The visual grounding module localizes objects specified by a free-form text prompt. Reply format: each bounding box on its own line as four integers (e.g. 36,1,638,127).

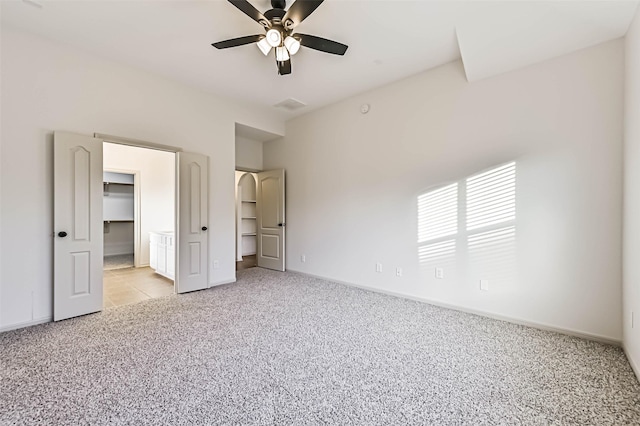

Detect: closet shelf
104,171,134,185
242,200,256,203
104,219,134,222
242,217,256,220
242,233,257,237
104,181,134,186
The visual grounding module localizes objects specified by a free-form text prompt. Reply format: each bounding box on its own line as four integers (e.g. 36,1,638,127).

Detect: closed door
53,132,104,321
176,152,209,293
257,169,285,271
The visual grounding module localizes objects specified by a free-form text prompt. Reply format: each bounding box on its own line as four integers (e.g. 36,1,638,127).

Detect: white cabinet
150,231,174,280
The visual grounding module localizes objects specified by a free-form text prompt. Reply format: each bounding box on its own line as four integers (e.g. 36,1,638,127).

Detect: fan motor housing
264,8,286,23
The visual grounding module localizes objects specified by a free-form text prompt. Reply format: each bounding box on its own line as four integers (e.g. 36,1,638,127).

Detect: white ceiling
2,0,638,120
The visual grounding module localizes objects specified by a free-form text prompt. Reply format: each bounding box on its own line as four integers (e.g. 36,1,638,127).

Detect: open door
53,132,104,321
176,152,209,293
257,169,285,271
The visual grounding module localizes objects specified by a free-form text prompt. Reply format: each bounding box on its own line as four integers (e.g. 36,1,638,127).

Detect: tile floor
236,254,257,271
104,254,134,271
103,267,174,308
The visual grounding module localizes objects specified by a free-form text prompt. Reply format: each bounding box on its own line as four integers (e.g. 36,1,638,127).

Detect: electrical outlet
213,260,219,269
480,279,489,291
396,267,402,277
301,255,306,263
435,268,444,279
376,262,383,273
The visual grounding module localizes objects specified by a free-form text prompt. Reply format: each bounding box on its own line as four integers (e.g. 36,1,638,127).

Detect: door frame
102,167,141,268
98,134,182,288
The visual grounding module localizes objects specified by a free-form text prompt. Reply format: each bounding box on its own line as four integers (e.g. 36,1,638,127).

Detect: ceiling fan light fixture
266,29,282,47
212,0,349,76
257,37,272,56
276,46,290,61
284,36,300,55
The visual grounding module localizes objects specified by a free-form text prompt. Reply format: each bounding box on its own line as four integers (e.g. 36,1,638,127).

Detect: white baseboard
209,278,236,288
289,269,622,347
0,316,52,333
623,346,640,382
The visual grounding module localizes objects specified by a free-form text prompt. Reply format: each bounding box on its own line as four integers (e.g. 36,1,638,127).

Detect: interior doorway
53,131,210,321
236,171,258,270
234,123,286,272
234,168,286,272
103,170,136,270
102,143,175,308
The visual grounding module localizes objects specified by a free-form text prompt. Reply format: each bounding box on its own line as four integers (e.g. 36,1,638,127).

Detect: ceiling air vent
273,98,307,111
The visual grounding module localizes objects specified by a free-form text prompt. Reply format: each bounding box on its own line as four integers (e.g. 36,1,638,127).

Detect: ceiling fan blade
212,34,264,49
282,0,324,29
277,59,292,75
296,33,348,55
228,0,270,27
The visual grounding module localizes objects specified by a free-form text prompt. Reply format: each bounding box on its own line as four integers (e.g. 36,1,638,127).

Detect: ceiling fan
212,0,348,76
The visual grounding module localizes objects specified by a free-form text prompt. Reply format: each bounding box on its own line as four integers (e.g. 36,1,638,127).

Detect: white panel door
54,132,104,321
176,152,209,293
257,169,285,271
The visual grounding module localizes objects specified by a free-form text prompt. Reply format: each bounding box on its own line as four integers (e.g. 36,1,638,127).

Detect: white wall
265,40,624,342
624,6,640,376
0,27,285,330
235,136,263,171
103,143,175,264
103,222,134,257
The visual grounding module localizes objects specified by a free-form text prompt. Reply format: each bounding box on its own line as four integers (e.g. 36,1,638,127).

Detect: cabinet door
166,235,175,278
158,236,167,274
149,234,158,269
167,247,175,278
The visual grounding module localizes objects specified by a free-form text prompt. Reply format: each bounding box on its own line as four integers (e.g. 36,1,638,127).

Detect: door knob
58,231,68,238
202,226,208,231
278,223,285,227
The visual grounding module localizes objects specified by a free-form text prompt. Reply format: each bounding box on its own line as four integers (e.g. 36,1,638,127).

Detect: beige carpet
1,268,639,425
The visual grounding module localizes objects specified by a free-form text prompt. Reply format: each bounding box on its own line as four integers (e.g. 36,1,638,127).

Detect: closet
103,171,135,269
237,172,257,260
234,123,285,271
